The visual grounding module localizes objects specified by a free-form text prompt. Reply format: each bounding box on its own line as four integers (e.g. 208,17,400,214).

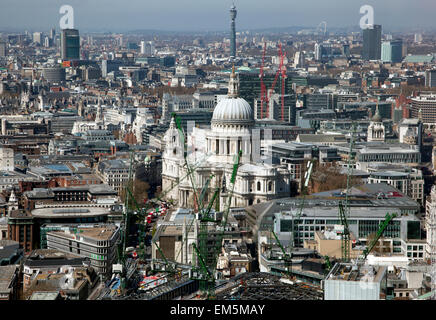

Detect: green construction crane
174,114,201,210
126,187,146,217
271,229,292,276
154,151,213,205
360,212,398,262
192,243,213,279
338,123,356,262
144,115,222,285
345,123,357,217
199,174,214,212
150,114,242,298
115,151,135,291
324,255,332,271
191,243,215,298
293,159,315,247
338,201,351,262
264,159,314,278
153,240,177,273
120,152,135,263
190,149,243,298
172,186,220,266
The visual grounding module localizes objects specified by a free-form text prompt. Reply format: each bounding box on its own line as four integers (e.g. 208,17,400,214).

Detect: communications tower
230,3,237,59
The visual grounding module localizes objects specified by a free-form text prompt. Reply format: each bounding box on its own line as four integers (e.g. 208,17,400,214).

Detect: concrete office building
50,28,56,40
61,29,80,61
324,263,388,300
43,36,50,48
303,93,330,110
254,93,297,124
367,169,424,206
314,43,322,61
41,67,66,83
140,40,154,56
0,147,14,171
410,94,436,126
0,42,6,57
381,40,403,63
354,144,421,171
46,224,120,279
101,60,125,78
97,159,130,194
32,32,42,45
425,70,436,88
362,25,382,60
249,183,421,253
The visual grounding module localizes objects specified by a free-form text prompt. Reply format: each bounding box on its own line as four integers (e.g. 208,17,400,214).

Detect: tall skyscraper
50,28,56,40
362,24,382,60
33,32,42,45
381,39,403,63
293,51,306,68
314,43,322,61
230,3,237,59
425,70,436,88
140,40,154,56
342,44,350,57
61,29,80,61
140,40,146,54
44,36,50,48
0,42,6,57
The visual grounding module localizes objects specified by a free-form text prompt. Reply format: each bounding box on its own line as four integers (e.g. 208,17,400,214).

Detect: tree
310,161,362,193
133,179,150,204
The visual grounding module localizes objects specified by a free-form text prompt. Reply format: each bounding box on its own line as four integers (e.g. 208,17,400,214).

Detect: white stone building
0,147,14,171
71,98,105,135
367,105,385,142
161,67,291,208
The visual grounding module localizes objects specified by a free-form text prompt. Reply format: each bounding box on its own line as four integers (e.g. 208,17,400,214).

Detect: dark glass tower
61,29,80,61
362,24,382,60
230,4,237,59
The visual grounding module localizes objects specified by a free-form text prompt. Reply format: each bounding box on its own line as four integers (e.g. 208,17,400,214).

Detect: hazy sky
1,0,436,32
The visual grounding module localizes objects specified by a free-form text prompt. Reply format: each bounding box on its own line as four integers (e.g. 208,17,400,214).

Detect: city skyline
1,0,436,33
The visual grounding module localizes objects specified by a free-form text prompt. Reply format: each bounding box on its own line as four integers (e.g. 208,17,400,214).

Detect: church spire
96,96,103,122
371,101,382,122
228,64,239,98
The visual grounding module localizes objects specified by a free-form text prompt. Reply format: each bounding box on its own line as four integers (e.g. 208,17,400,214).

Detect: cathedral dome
212,97,253,124
211,65,254,126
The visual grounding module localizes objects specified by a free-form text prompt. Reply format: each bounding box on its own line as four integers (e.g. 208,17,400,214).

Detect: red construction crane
260,42,267,119
265,43,283,119
260,42,286,120
280,44,287,122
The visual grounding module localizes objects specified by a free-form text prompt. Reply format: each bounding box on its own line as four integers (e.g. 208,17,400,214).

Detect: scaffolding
215,272,323,300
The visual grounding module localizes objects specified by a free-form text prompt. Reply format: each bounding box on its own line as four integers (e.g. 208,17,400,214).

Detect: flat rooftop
29,291,60,300
31,206,110,218
0,265,18,294
326,263,386,283
48,225,118,241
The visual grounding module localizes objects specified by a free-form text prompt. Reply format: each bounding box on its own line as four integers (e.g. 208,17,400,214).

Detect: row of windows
407,252,423,258
407,245,424,251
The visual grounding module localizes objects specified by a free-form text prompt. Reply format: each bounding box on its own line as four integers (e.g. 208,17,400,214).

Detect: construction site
90,111,402,301
215,272,323,300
